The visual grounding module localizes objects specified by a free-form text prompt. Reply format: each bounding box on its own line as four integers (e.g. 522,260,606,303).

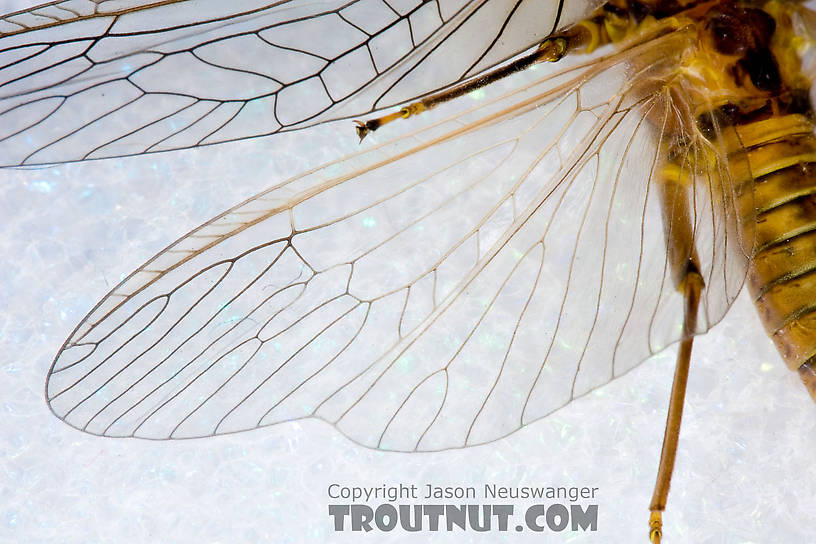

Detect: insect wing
0,0,603,166
46,26,750,449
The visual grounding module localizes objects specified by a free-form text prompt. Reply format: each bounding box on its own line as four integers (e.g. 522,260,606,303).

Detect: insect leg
354,37,568,141
648,166,706,543
648,272,701,543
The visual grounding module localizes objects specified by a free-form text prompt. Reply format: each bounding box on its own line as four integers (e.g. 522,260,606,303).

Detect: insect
2,0,816,541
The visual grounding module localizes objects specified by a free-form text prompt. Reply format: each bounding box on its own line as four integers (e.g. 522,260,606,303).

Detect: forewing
46,27,750,449
0,0,602,166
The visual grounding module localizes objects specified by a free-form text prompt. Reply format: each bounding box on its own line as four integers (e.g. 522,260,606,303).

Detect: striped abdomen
737,113,816,400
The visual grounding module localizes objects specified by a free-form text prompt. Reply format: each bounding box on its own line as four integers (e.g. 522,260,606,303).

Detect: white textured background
2,1,816,543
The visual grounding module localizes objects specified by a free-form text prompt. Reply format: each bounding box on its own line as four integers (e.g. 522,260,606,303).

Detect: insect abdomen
739,114,816,400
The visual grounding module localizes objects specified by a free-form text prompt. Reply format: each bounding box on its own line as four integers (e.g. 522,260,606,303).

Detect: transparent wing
46,25,752,449
0,0,603,166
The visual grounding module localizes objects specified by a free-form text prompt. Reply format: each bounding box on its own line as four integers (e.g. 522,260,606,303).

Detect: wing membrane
46,27,751,449
0,0,603,166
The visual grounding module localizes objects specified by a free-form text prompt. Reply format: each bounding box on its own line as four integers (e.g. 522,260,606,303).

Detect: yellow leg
354,38,567,140
647,269,702,542
649,157,705,542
